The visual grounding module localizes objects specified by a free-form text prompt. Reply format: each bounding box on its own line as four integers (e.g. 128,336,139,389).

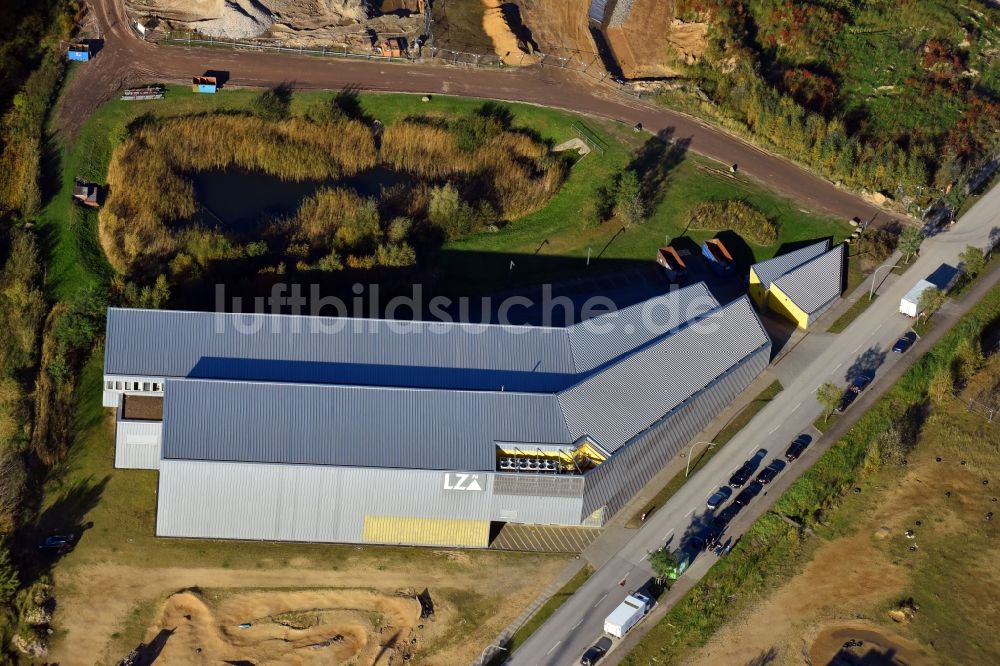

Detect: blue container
67,49,90,62
195,83,217,94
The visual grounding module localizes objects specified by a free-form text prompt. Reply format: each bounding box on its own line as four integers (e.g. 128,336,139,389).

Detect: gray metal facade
108,283,773,547
750,239,830,289
580,344,771,518
114,420,162,469
156,461,585,544
772,243,846,320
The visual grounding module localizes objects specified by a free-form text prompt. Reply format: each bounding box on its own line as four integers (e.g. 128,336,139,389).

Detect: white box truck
900,279,936,317
603,591,653,638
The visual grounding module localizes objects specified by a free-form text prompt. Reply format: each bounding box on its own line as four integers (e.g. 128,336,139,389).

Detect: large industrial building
104,282,771,548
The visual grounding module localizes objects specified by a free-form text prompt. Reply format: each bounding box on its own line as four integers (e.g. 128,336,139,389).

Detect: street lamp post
478,645,507,665
869,262,901,301
686,441,716,477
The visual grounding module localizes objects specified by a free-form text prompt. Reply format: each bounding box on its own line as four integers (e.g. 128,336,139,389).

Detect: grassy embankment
625,380,783,528
621,282,1000,664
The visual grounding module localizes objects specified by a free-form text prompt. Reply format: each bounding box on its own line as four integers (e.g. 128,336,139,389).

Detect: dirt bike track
60,0,906,227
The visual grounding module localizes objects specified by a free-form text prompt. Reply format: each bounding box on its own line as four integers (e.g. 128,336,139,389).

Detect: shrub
613,170,646,227
856,228,898,270
250,85,293,121
686,200,778,245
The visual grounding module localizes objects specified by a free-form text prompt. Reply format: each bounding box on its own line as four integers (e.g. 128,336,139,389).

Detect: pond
191,166,411,232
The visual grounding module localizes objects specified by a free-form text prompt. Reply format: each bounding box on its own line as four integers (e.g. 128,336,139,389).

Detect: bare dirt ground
480,0,539,65
516,0,597,60
51,555,565,664
607,0,707,79
810,622,935,665
150,588,420,664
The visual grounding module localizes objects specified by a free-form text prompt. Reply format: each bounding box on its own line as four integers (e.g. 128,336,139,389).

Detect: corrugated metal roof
162,379,571,471
559,297,771,451
772,244,845,314
104,283,717,391
160,296,770,468
751,240,831,289
567,283,716,372
105,308,577,385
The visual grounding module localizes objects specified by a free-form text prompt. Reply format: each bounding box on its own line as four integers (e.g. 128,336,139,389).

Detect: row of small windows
105,380,161,392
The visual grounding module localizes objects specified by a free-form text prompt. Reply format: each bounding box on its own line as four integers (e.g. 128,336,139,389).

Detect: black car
733,481,763,506
581,637,613,666
37,534,74,552
836,374,873,412
785,435,811,461
756,459,785,485
892,332,917,353
729,462,755,488
706,486,733,510
713,503,742,528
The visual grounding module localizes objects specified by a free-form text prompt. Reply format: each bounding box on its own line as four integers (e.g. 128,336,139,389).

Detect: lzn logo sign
443,473,483,491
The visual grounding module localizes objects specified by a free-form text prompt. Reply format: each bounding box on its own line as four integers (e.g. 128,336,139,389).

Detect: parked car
37,534,74,552
892,332,917,353
836,374,873,412
756,459,786,485
713,504,742,529
729,462,755,488
706,486,733,510
581,637,613,665
785,435,811,461
733,481,763,506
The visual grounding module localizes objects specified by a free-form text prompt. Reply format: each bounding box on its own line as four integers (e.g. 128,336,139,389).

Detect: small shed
656,246,687,282
701,238,734,276
72,179,100,208
192,76,217,94
67,44,91,62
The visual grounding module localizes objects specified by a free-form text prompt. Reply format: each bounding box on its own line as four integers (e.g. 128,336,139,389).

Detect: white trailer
603,591,653,638
900,279,936,317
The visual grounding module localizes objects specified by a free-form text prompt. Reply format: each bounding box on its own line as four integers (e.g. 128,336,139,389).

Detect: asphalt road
506,181,1000,666
67,0,902,225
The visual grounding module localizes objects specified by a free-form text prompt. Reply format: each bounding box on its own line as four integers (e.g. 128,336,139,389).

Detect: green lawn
828,293,878,334
43,85,849,299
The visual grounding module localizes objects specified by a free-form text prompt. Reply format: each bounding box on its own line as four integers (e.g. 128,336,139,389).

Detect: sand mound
191,0,273,39
148,587,422,664
481,0,539,65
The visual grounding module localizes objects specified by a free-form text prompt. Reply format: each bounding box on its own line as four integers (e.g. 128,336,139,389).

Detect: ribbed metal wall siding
114,421,162,469
162,379,570,471
772,244,845,314
156,461,498,542
560,297,770,452
567,283,716,372
751,240,830,289
493,474,584,497
490,492,584,525
105,309,577,379
580,344,771,518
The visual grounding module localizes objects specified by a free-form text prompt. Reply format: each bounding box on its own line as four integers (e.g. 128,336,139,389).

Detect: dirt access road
66,0,900,225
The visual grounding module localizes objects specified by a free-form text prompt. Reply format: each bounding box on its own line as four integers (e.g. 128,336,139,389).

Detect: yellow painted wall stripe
362,516,490,548
767,282,810,329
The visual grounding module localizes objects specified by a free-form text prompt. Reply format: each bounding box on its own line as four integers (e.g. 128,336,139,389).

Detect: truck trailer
604,591,653,638
900,279,936,317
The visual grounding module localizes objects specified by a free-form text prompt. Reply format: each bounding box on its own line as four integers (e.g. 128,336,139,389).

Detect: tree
648,546,678,585
614,170,646,227
898,227,923,264
959,245,986,280
917,286,944,321
250,84,293,121
816,382,842,422
0,542,18,605
928,366,953,404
